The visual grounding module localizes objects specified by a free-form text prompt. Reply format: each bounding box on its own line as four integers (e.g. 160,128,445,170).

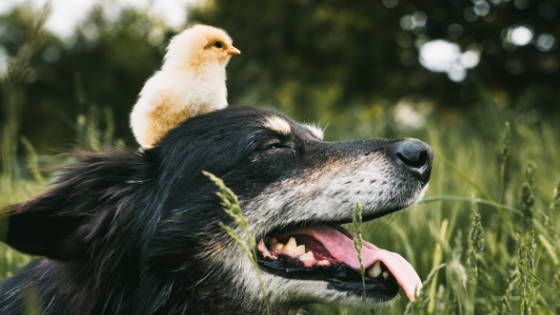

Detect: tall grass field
1,102,559,314
1,3,558,313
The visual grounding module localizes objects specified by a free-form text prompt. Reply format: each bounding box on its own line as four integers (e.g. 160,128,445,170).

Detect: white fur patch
304,123,324,140
416,184,429,201
264,116,291,135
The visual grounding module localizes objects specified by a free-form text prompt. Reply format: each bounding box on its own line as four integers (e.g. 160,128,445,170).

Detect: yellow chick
130,24,241,148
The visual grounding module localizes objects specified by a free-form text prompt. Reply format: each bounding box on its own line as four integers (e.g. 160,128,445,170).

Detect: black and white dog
0,106,432,315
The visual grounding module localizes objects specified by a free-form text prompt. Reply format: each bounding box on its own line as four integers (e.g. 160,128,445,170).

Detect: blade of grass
419,195,522,216
351,202,367,298
204,171,271,315
438,153,492,201
427,220,448,313
20,137,44,184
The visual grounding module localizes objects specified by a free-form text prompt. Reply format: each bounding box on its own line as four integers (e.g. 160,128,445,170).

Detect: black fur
0,106,431,315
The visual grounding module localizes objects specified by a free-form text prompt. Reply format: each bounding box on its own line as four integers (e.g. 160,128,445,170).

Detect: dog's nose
392,139,433,183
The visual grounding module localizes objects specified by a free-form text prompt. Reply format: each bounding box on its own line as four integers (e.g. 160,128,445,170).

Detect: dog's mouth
256,223,422,301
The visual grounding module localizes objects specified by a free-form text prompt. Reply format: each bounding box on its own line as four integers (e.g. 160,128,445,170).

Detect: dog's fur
0,106,430,314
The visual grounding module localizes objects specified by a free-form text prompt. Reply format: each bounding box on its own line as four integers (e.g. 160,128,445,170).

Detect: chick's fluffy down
130,24,238,148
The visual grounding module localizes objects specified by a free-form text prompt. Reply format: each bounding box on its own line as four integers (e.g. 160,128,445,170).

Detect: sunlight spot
460,50,480,69
536,33,555,52
473,0,490,17
0,0,201,38
448,65,467,82
506,25,534,46
394,101,427,129
382,0,399,9
400,11,427,31
419,40,480,82
419,40,460,73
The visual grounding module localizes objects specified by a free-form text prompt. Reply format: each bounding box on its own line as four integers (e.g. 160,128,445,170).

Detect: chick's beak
227,46,241,55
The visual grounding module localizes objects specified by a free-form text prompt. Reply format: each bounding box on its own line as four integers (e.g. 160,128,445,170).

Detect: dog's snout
392,139,433,183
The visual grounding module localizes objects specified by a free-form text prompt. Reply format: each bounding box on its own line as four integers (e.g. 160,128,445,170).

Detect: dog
0,105,432,315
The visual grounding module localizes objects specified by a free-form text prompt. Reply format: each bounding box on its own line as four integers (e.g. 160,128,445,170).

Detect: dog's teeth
284,237,298,255
294,245,306,256
286,245,305,257
282,238,306,257
368,261,382,278
382,271,389,280
270,238,285,251
317,260,331,266
299,251,314,262
286,237,297,249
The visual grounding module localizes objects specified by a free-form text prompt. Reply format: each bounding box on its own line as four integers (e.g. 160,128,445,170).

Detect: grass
1,5,559,312
2,107,559,315
351,202,367,299
204,171,272,315
309,109,560,315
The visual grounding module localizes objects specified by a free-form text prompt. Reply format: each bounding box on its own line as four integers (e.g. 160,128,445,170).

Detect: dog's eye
266,143,282,150
261,140,293,153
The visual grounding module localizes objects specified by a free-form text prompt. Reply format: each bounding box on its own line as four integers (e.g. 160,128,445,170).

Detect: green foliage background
1,1,559,314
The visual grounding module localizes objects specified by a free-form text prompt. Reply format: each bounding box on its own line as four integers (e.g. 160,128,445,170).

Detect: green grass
1,3,558,313
2,106,559,315
204,171,272,315
318,111,560,314
351,202,367,299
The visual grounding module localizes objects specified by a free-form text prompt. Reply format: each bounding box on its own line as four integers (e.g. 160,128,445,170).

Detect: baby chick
130,24,241,148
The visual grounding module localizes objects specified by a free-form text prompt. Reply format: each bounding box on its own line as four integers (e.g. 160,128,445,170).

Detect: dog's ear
2,152,149,260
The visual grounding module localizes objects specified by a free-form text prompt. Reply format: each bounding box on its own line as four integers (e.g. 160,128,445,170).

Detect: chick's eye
213,41,224,48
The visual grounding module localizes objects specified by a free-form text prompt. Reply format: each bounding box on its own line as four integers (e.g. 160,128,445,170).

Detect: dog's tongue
302,226,422,301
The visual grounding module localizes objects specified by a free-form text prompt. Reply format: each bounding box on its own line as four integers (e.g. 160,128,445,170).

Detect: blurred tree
1,5,166,151
0,0,558,154
190,0,559,118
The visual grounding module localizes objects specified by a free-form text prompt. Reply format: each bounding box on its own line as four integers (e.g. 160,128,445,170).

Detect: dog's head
3,106,432,313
